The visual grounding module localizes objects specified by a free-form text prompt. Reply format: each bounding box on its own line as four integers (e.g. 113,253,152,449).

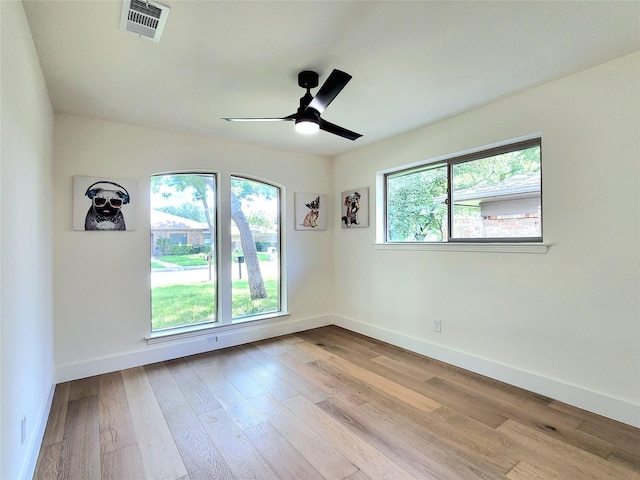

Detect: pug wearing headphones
84,181,130,230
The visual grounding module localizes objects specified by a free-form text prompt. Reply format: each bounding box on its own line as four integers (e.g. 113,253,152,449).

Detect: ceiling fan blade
318,118,362,141
222,114,296,122
307,69,352,114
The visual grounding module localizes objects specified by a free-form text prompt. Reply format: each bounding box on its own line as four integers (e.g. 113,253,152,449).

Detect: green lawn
153,252,270,268
154,254,208,267
151,278,279,331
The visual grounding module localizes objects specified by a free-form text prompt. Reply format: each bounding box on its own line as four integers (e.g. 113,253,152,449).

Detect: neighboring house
150,209,211,255
150,209,278,255
436,173,541,238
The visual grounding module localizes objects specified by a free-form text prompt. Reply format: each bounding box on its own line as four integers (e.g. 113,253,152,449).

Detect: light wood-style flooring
34,326,640,479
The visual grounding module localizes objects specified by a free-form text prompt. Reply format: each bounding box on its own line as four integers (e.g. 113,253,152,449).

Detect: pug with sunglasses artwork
84,181,130,230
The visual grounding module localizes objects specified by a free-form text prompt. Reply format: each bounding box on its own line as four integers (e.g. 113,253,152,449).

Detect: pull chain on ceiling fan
222,69,362,141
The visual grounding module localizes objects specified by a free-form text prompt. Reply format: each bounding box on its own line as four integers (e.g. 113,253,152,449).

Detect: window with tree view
386,138,541,242
150,173,282,333
151,174,217,331
231,176,280,319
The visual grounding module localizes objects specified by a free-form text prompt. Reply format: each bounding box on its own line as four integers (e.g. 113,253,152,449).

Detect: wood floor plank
283,394,421,480
204,347,280,400
298,327,382,360
274,352,367,408
344,471,372,480
497,419,640,480
423,376,509,427
216,346,300,401
101,444,146,480
321,353,441,412
199,407,278,480
33,442,63,480
319,397,507,480
121,367,188,480
248,392,359,480
370,354,435,382
41,382,70,446
98,372,138,454
578,416,640,454
143,361,173,383
69,375,100,401
194,364,266,431
60,396,101,480
150,375,235,479
164,359,222,415
238,343,329,404
506,460,562,480
243,421,326,480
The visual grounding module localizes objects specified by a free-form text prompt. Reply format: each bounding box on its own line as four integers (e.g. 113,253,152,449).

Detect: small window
385,138,541,243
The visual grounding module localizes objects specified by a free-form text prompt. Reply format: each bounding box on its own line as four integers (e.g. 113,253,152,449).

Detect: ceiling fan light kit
295,119,320,135
223,69,362,141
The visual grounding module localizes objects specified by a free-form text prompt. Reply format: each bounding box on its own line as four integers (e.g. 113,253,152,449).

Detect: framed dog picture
294,193,327,231
340,187,369,228
73,176,138,231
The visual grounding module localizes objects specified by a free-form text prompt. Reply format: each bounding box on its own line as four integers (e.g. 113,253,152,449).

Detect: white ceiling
23,0,640,157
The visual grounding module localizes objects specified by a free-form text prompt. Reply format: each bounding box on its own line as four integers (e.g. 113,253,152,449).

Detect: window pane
231,177,280,319
451,145,541,240
150,174,217,331
386,164,448,242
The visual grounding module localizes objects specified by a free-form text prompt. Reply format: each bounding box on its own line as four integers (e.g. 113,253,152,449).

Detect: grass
151,282,216,331
154,252,271,268
151,278,279,331
154,254,208,267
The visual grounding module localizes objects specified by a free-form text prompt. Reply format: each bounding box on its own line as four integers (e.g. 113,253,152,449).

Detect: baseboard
56,314,332,383
20,369,56,480
331,314,640,428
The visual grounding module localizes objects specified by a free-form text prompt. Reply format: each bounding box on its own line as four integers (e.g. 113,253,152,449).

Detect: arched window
149,173,283,334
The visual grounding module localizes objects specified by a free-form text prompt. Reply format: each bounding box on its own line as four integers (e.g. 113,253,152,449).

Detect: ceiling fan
222,69,362,141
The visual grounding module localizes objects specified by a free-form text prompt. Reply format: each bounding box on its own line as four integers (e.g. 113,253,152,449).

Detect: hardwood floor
34,326,640,480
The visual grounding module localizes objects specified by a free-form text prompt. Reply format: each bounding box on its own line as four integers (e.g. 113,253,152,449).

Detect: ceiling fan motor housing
298,71,319,89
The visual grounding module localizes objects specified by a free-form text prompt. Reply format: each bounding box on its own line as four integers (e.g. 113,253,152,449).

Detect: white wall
1,1,55,479
53,115,334,381
332,52,640,427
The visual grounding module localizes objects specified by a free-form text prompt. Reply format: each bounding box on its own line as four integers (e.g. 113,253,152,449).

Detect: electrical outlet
21,415,26,445
433,319,442,333
206,335,218,344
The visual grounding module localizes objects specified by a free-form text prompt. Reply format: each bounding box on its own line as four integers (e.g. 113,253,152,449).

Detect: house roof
454,173,541,203
150,209,208,230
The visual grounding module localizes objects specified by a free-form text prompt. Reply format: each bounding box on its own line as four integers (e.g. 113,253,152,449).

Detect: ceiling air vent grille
120,0,170,42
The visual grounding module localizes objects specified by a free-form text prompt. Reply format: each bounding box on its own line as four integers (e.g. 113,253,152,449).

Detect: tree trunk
231,192,267,299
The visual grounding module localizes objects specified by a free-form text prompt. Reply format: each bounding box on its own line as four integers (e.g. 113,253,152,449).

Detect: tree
230,177,279,299
156,203,206,222
151,174,269,301
231,190,266,299
387,165,448,241
155,237,170,255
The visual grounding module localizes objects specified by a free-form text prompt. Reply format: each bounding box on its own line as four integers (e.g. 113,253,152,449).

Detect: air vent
120,0,170,42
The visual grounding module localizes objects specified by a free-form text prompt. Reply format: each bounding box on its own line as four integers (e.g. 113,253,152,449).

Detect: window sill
146,311,291,344
374,242,549,254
